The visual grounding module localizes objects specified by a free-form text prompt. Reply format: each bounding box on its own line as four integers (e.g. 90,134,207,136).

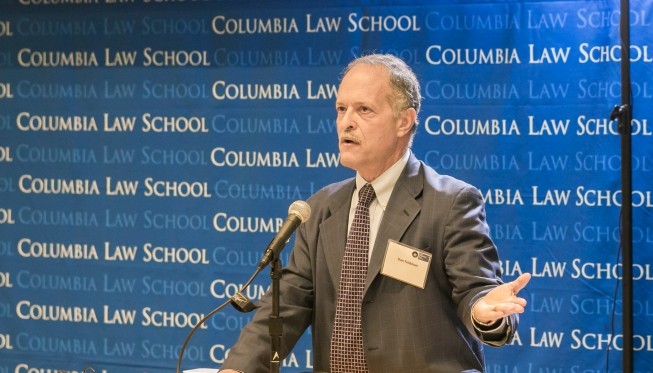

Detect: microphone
257,200,311,270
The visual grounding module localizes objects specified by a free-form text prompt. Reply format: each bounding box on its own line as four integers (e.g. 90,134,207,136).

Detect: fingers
502,274,530,313
475,294,527,324
510,273,532,295
476,274,531,321
494,299,527,315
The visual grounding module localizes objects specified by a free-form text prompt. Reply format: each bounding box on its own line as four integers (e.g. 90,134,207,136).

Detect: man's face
335,64,411,181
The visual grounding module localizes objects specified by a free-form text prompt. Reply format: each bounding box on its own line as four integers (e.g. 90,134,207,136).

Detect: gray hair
341,54,421,134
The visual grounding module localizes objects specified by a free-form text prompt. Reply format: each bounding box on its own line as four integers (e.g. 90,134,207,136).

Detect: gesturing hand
472,273,531,325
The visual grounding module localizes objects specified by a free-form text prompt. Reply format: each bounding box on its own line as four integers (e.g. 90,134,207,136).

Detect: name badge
380,240,431,289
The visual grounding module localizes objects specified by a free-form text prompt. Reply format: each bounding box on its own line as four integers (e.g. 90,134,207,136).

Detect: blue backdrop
1,1,652,372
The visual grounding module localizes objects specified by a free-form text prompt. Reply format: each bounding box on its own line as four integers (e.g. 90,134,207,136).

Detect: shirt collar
355,150,410,211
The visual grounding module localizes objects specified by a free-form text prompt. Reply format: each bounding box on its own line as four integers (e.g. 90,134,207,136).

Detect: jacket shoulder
419,161,481,197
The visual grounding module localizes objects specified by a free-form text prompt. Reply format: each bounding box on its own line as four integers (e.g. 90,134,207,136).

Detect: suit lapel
320,181,355,287
365,156,423,293
319,155,424,292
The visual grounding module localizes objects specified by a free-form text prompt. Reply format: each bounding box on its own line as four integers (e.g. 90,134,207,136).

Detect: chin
338,155,356,170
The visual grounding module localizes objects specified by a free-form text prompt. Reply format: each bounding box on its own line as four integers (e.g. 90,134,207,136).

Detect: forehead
337,64,392,102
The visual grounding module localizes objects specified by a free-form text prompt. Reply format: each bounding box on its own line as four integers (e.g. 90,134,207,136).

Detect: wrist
471,305,496,326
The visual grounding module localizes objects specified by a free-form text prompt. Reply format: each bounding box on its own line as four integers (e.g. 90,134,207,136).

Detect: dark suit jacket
222,154,516,373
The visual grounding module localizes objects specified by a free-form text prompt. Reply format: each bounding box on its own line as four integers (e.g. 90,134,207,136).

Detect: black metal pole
269,258,283,373
616,0,633,372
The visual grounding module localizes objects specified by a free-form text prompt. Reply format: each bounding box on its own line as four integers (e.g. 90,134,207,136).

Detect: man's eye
361,107,371,113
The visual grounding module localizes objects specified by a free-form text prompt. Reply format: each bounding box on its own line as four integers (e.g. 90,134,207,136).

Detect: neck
358,148,408,182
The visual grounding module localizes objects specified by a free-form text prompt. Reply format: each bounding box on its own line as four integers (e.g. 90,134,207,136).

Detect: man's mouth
341,133,360,145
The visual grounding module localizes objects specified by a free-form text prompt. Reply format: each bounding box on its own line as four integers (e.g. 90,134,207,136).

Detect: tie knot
357,183,376,208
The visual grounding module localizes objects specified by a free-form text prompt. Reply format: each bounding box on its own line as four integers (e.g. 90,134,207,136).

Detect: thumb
511,273,531,294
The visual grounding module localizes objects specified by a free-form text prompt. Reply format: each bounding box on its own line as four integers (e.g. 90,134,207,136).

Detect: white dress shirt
348,150,410,261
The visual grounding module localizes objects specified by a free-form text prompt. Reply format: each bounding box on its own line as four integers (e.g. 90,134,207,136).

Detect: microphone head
288,200,311,223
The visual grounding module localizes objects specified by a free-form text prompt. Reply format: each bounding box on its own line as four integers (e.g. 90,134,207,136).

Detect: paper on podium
182,369,219,373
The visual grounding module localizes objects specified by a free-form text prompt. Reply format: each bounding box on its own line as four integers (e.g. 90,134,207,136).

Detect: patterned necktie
330,183,376,373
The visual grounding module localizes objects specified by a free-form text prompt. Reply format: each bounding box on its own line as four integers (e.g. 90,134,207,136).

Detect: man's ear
398,108,417,137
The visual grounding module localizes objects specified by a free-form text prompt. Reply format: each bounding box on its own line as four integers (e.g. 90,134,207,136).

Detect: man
221,54,531,373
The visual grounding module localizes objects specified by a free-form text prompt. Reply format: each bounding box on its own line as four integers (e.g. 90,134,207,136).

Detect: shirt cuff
471,315,506,333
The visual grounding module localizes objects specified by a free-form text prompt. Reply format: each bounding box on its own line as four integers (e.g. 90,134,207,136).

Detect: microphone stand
611,0,633,371
176,201,309,373
269,252,284,373
175,269,261,373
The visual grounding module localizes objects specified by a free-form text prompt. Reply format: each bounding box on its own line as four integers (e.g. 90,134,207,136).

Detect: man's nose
339,109,356,129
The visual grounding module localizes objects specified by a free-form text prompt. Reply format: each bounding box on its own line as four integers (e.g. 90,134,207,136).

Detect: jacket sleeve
442,184,518,346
